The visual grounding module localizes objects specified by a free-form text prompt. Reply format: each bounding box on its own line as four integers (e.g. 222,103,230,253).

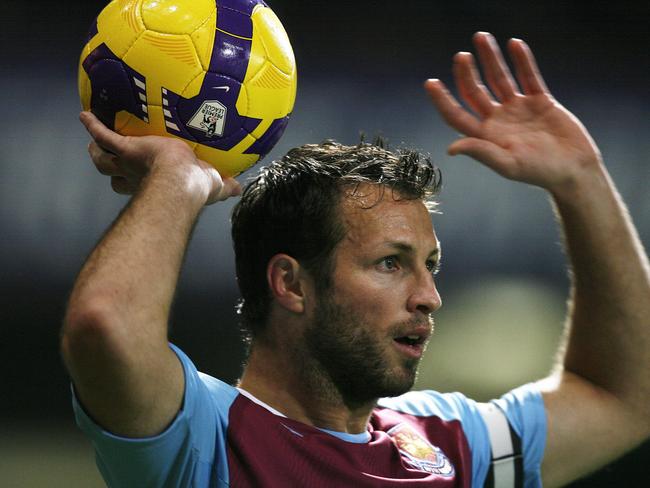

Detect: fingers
448,137,517,177
508,38,549,95
110,176,137,195
88,141,123,176
424,79,482,137
453,52,495,117
428,33,548,128
473,32,520,102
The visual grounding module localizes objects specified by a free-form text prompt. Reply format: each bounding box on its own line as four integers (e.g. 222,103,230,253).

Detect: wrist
145,161,213,209
549,159,609,207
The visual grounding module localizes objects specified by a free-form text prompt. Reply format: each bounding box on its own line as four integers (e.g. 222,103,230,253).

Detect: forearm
66,164,207,341
61,113,236,436
552,162,650,418
61,163,210,435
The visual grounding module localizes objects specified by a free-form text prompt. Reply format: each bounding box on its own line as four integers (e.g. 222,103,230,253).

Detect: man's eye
426,260,441,275
379,256,399,271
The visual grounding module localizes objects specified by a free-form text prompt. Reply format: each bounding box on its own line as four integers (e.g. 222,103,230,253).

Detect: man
61,32,650,487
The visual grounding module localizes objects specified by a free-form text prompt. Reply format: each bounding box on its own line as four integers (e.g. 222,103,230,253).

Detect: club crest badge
387,423,455,477
187,100,227,137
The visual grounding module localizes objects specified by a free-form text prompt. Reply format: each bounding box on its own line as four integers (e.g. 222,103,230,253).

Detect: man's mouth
393,326,430,358
394,335,426,347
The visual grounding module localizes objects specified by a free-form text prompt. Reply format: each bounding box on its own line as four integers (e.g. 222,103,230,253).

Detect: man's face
304,186,442,404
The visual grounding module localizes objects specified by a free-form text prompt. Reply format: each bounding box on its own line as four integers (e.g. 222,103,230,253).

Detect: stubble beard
301,293,430,407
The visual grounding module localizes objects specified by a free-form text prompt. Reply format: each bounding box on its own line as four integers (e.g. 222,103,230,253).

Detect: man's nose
407,271,442,315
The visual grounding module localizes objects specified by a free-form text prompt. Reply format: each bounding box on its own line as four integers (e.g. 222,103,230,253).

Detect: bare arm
540,161,650,485
425,32,650,486
61,112,240,437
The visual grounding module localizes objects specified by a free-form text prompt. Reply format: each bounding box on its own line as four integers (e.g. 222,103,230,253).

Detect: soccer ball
78,0,297,177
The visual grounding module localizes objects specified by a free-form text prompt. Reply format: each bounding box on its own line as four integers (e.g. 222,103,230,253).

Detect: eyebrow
385,241,441,260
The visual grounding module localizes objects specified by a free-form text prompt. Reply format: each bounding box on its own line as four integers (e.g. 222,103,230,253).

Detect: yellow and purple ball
79,0,297,177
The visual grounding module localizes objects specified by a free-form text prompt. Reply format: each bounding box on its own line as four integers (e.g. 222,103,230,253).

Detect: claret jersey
73,345,546,487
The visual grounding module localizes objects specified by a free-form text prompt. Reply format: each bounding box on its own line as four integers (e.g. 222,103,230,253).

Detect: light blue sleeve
72,344,238,488
378,383,546,488
491,383,547,488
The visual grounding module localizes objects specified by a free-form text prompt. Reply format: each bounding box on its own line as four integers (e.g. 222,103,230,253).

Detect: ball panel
123,31,203,103
115,105,164,134
83,28,105,56
84,17,99,44
233,80,250,117
180,71,208,100
216,5,254,39
217,0,267,16
88,59,135,128
79,68,92,112
244,63,294,118
195,141,259,177
140,31,200,68
239,7,296,120
78,43,93,111
141,0,215,35
83,47,149,130
252,7,294,76
243,115,289,158
288,64,297,110
189,9,217,71
115,110,145,134
247,117,272,140
249,63,291,90
97,0,144,58
119,0,143,35
208,25,252,84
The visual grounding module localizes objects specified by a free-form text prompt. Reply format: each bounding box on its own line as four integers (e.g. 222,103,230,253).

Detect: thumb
80,111,125,155
207,174,242,204
222,177,242,197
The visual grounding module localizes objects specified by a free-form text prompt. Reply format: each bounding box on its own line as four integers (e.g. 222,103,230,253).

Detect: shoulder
377,389,479,422
377,384,547,488
74,344,241,441
377,384,545,433
169,343,240,417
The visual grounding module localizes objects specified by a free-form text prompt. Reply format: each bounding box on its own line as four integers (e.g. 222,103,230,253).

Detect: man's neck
238,341,376,434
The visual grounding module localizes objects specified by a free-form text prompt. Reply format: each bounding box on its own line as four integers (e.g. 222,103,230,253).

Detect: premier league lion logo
187,100,227,138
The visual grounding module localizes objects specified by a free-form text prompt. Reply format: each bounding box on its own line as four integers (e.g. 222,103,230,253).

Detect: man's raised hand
80,111,241,205
425,32,602,195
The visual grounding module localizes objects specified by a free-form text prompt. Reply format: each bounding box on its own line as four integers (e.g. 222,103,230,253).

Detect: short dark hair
231,138,441,343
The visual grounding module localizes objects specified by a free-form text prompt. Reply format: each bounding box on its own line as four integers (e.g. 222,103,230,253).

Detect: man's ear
266,254,309,314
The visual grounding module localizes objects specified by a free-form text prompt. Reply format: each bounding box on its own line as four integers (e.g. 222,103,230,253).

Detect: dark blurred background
1,0,648,485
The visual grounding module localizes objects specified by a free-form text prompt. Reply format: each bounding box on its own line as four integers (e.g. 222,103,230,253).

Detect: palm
426,33,600,192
